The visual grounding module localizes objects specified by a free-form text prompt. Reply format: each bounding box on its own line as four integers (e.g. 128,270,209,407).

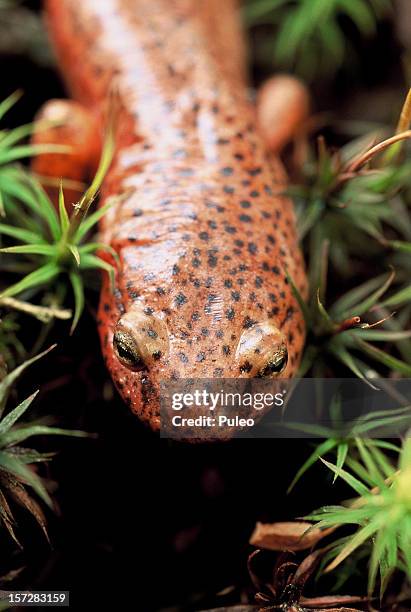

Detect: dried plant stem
395,88,411,135
0,297,71,322
346,130,411,174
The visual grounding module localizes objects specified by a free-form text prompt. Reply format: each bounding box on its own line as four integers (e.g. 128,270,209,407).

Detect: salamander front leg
256,75,310,153
31,99,101,210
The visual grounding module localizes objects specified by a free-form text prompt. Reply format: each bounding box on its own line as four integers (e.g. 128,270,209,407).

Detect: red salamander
37,0,307,431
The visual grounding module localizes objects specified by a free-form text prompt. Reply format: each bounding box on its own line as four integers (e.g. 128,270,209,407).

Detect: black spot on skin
192,258,201,268
179,352,188,364
272,266,280,275
255,276,263,288
225,225,237,234
208,220,217,229
217,137,229,145
214,368,223,376
191,311,200,321
248,167,262,176
156,287,166,295
208,254,218,267
264,184,273,195
103,303,110,313
147,328,158,339
196,352,206,363
269,293,277,303
243,316,257,329
234,239,244,248
234,152,244,161
152,350,162,361
216,330,224,339
223,185,234,194
240,200,251,208
226,308,235,320
199,231,209,241
248,243,257,255
239,214,252,223
250,190,260,198
144,307,154,315
221,167,234,176
285,306,295,321
133,208,143,217
224,279,233,288
222,345,230,356
172,264,180,275
175,293,187,307
201,327,209,336
240,361,253,373
231,291,240,302
267,235,276,244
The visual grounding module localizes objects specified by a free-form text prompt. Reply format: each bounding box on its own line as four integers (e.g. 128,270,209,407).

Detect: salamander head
102,297,293,432
112,306,288,378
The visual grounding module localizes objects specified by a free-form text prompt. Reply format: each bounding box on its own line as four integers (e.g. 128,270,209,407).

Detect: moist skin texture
43,0,307,431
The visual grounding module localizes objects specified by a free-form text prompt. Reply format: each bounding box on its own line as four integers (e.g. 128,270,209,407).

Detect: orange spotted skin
45,0,307,431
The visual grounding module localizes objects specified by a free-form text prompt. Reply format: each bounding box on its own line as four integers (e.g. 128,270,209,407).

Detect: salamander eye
258,346,288,377
113,331,145,371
